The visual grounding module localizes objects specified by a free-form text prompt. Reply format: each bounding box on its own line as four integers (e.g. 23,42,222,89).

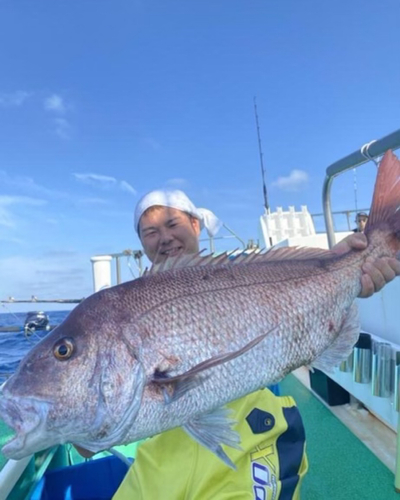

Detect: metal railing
106,249,144,283
311,208,369,233
322,129,400,248
200,223,247,253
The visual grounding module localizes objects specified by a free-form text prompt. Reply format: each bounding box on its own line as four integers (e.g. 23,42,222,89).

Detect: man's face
356,215,368,232
139,206,201,264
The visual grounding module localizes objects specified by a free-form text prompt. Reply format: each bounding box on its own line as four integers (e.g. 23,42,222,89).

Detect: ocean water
0,310,71,384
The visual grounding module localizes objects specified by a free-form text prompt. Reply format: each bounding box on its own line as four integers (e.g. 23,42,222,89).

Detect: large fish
1,151,400,467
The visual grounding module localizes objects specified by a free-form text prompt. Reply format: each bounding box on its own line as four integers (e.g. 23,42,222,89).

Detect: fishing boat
1,129,400,500
23,312,51,336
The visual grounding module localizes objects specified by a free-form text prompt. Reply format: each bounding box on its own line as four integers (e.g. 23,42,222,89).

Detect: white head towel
134,189,222,237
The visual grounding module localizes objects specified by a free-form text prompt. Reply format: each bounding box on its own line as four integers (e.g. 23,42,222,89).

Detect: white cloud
0,235,24,244
73,173,136,195
73,173,117,187
0,206,15,227
44,94,66,113
119,180,137,195
0,91,30,107
54,118,71,140
0,196,47,228
43,94,72,138
0,170,67,199
271,170,309,192
0,253,91,302
0,195,47,207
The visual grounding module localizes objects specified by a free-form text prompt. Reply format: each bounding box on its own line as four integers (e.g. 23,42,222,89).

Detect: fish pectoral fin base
152,326,278,397
183,406,241,470
311,303,360,373
161,377,208,404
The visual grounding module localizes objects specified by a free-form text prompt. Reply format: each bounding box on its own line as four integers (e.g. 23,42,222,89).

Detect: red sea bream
1,150,400,467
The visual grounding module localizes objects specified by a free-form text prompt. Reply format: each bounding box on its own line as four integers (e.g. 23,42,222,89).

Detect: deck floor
0,420,14,472
280,373,398,500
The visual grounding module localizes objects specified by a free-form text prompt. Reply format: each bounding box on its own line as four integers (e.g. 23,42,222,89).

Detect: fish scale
130,267,353,418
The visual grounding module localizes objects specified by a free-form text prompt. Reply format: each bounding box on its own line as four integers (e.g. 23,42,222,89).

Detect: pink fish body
1,151,400,466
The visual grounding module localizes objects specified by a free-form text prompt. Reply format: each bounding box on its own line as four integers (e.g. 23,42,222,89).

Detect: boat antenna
253,97,270,213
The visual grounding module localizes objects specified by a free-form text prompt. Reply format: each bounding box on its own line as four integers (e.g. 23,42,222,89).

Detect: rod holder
339,352,354,372
353,333,372,384
372,342,393,398
394,352,400,412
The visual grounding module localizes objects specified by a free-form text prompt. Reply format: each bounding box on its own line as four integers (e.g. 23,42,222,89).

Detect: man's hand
331,233,400,298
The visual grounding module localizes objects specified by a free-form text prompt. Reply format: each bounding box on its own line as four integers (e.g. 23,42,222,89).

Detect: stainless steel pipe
353,333,372,384
372,342,393,398
394,352,400,411
339,352,354,373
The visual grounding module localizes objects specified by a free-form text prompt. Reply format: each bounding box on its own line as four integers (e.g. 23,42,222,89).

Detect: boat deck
280,374,397,500
0,420,13,472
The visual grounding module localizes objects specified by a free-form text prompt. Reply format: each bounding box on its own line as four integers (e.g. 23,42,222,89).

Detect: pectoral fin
152,326,278,390
160,376,209,404
183,406,241,469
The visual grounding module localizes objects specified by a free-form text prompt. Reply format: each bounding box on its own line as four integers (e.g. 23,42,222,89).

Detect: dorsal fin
259,246,334,262
144,246,336,276
145,251,207,275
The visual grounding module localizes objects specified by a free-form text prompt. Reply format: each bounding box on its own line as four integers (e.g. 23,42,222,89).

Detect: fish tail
365,150,400,248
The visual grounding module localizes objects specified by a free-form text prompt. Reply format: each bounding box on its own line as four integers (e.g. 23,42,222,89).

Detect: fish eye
53,338,75,361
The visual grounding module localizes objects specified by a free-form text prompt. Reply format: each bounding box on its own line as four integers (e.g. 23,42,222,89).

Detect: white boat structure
1,129,400,499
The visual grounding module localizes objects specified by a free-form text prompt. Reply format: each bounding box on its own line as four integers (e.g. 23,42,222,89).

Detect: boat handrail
0,456,32,500
322,129,400,248
311,207,369,233
0,298,83,304
200,223,247,253
92,249,144,284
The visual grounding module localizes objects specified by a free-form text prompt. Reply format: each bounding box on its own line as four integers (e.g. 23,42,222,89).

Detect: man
353,212,369,233
112,189,400,499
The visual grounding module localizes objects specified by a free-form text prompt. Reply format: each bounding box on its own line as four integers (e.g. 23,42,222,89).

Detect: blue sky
1,0,399,312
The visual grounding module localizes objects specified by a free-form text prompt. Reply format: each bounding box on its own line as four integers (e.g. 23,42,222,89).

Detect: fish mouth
0,395,49,460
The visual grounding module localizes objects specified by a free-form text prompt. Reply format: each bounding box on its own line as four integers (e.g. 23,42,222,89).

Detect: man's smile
161,246,183,257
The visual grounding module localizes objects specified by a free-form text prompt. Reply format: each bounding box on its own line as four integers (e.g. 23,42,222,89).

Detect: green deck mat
0,419,14,471
280,374,398,500
67,440,144,465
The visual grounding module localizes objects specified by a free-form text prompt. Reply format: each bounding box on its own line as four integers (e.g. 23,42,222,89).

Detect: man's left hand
331,233,400,298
